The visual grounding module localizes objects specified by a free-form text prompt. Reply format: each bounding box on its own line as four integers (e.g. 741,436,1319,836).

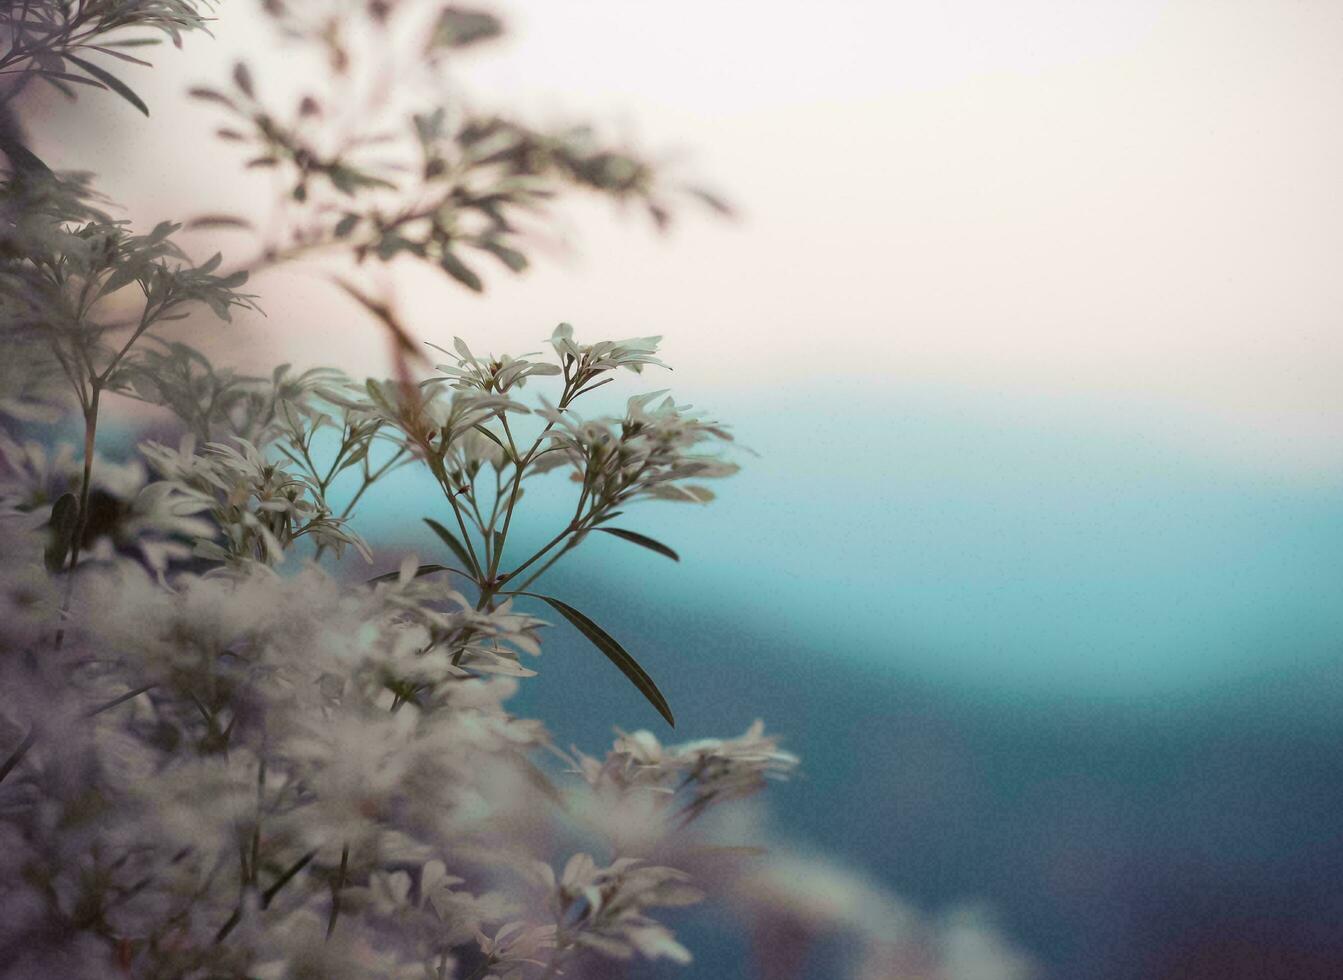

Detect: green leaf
471,423,511,459
188,86,237,108
428,8,504,49
35,70,103,89
84,45,154,68
0,139,51,174
64,54,149,116
233,61,255,99
518,592,674,727
44,492,79,573
187,215,252,230
424,518,477,575
476,239,529,273
366,563,468,584
439,251,483,292
684,184,736,217
101,261,145,295
596,527,679,562
39,75,78,100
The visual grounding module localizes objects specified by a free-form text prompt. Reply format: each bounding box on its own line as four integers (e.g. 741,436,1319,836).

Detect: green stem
460,956,499,980
53,384,101,650
428,457,484,579
0,729,36,787
326,844,348,939
486,393,572,582
511,543,574,596
69,386,100,572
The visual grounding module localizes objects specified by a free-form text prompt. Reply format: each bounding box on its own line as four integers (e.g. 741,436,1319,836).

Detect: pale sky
32,0,1343,478
23,0,1343,694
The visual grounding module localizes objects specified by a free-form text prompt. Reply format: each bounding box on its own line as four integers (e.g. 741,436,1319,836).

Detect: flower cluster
430,338,561,395
570,721,800,827
139,437,370,565
0,2,1034,976
0,314,802,978
549,323,667,389
0,518,799,977
537,391,738,508
530,854,704,968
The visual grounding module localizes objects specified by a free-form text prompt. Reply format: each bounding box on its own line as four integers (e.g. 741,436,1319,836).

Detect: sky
28,0,1343,696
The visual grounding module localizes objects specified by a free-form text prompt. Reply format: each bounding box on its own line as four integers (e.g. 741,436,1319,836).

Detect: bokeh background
26,2,1343,976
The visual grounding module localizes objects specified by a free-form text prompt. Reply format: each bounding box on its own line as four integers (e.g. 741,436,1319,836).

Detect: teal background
333,382,1343,978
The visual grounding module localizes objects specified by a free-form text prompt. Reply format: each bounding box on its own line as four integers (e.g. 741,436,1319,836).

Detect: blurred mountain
508,577,1343,979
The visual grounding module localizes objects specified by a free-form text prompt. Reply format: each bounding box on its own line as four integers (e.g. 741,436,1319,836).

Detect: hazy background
27,2,1343,976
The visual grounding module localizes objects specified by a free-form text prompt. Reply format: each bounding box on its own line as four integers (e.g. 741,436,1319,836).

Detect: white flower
570,720,798,826
474,919,558,968
550,323,666,389
429,336,561,394
539,854,703,967
536,392,736,510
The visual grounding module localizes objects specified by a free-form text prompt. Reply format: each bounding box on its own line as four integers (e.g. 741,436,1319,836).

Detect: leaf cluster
0,0,213,124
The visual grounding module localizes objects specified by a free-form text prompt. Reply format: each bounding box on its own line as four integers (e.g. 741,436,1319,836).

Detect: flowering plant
0,3,1032,978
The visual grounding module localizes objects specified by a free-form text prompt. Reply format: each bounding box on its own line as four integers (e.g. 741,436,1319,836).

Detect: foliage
0,3,1033,978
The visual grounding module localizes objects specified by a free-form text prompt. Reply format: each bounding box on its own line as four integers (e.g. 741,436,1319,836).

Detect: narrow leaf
366,563,468,584
684,184,736,217
476,239,529,272
597,527,679,562
83,45,154,67
518,593,674,727
440,251,483,292
187,215,252,229
0,140,51,174
471,423,510,459
424,518,476,574
64,54,149,115
233,61,255,99
35,70,104,89
188,86,237,108
44,492,78,572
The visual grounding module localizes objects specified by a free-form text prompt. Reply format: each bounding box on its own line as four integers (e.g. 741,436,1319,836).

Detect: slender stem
318,426,350,492
250,760,266,886
338,447,407,520
485,467,504,532
460,956,499,980
98,299,165,385
83,683,156,718
326,844,348,939
428,456,483,578
511,540,577,596
69,386,100,572
501,513,590,590
262,850,316,908
487,392,572,583
498,412,521,460
0,729,36,787
53,384,101,650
